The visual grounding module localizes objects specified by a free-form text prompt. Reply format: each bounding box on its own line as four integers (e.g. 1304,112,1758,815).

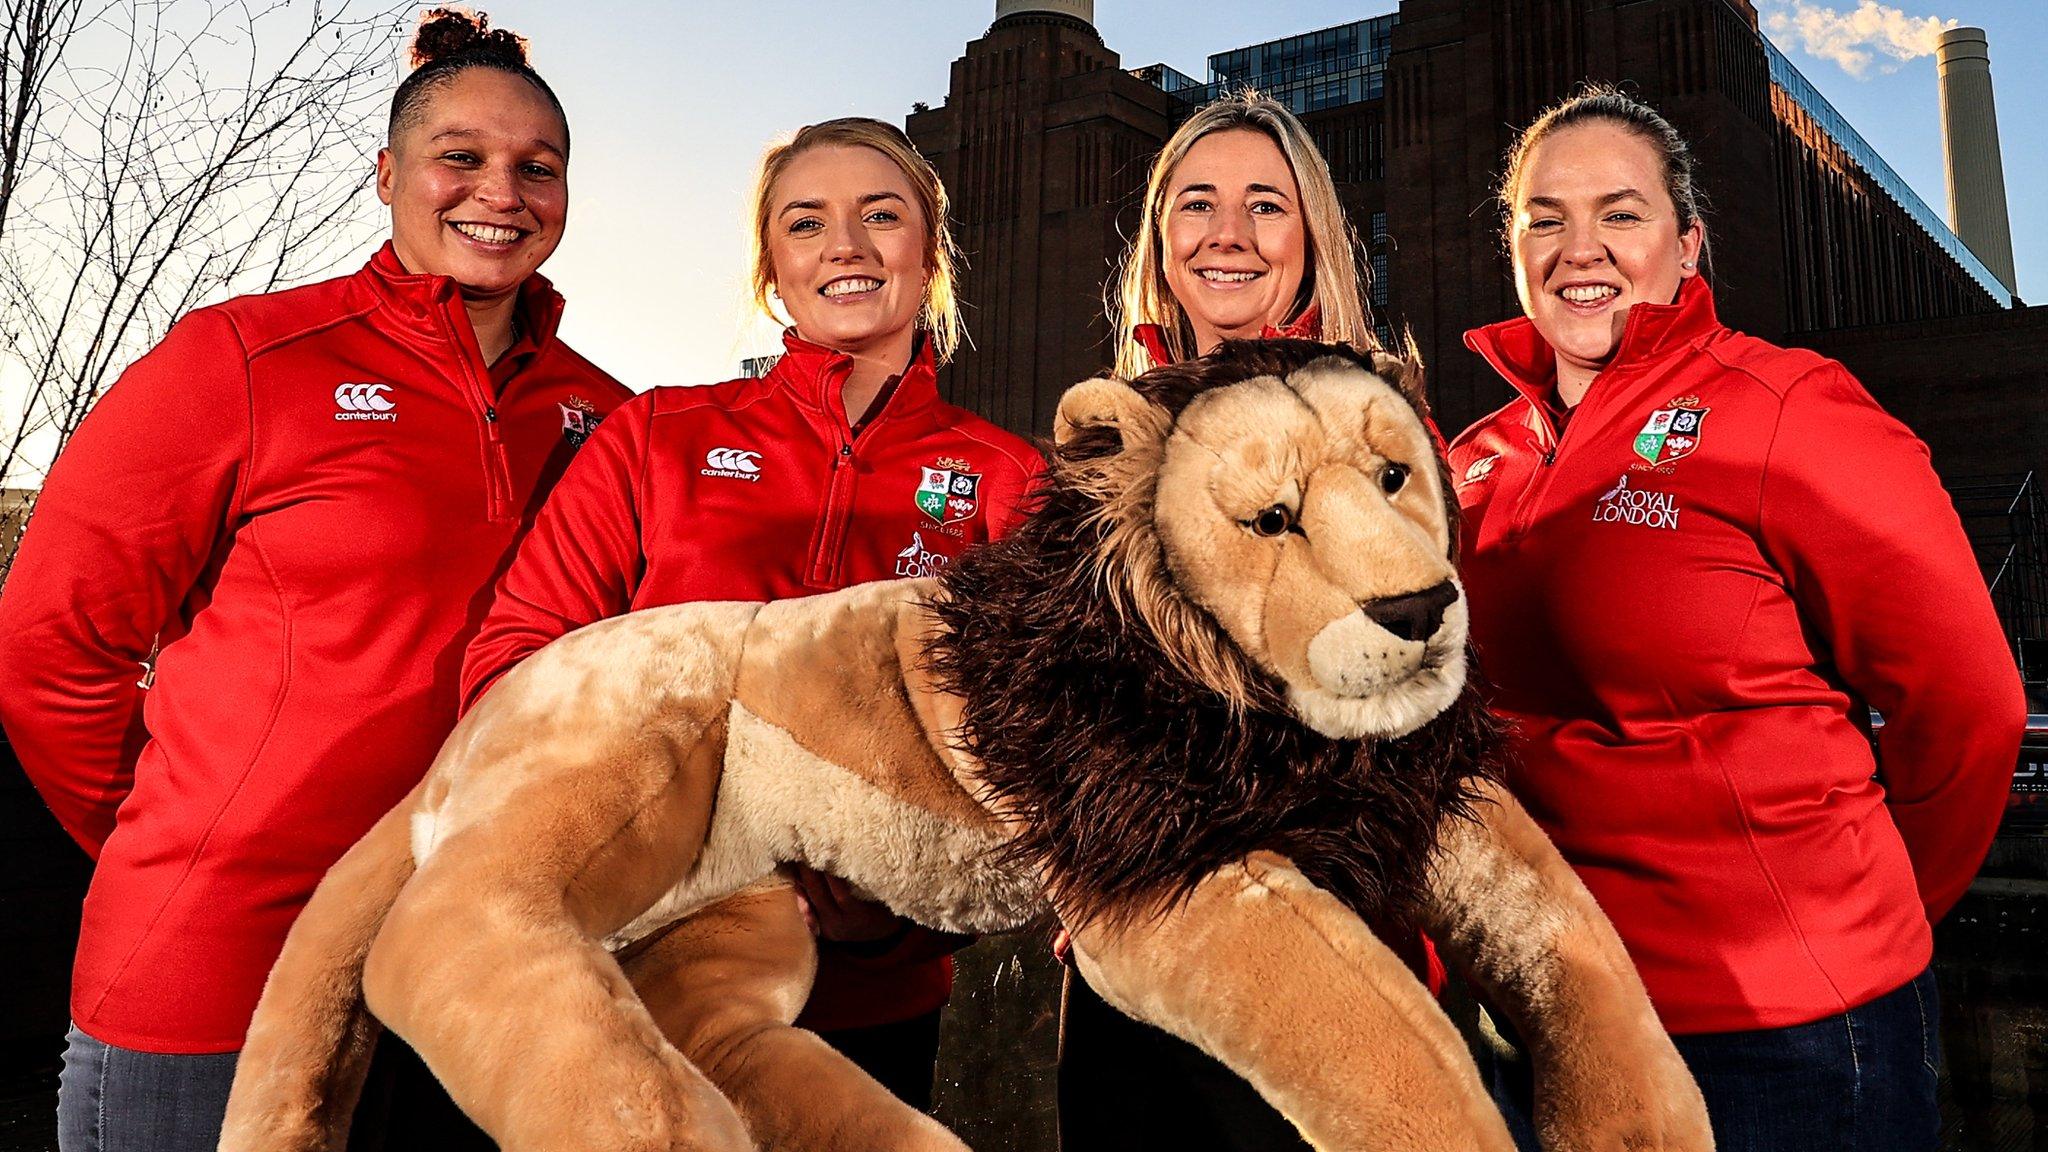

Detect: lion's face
1055,349,1466,740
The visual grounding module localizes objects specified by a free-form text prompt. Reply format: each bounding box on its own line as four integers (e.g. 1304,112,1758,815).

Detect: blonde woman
1066,90,1418,1152
461,117,1041,1138
1107,92,1379,377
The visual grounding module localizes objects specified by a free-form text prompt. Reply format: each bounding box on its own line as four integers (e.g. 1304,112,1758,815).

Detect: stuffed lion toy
221,340,1710,1152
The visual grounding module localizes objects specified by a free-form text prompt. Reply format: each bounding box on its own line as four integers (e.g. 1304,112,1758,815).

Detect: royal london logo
701,447,763,482
334,382,396,422
894,532,952,579
1592,474,1682,530
559,397,603,448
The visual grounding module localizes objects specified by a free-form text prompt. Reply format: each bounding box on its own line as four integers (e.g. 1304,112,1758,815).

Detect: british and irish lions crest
1634,400,1708,467
559,397,603,449
916,464,980,527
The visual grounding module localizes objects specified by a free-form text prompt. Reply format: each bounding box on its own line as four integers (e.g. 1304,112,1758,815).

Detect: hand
791,866,907,943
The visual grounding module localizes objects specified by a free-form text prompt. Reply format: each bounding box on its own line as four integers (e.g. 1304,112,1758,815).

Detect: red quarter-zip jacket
460,329,1043,1031
1449,276,2022,1033
0,244,629,1052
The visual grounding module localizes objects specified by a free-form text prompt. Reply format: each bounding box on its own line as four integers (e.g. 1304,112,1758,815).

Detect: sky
13,0,2044,429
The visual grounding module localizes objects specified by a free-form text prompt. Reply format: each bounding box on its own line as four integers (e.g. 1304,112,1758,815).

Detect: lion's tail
219,787,421,1152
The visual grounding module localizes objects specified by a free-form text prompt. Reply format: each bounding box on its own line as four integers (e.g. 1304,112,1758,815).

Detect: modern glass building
1143,16,1400,115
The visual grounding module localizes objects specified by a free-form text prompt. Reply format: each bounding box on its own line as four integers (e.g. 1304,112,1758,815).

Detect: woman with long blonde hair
1067,90,1408,1152
1107,91,1380,379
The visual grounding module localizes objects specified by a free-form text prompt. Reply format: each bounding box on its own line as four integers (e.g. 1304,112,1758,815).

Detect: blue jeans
57,1025,239,1152
55,1025,496,1151
1485,967,1943,1152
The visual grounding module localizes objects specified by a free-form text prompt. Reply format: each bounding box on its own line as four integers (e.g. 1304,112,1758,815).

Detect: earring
1681,260,1697,270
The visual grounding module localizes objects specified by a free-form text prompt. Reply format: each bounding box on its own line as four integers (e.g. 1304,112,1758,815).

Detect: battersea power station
905,0,2041,481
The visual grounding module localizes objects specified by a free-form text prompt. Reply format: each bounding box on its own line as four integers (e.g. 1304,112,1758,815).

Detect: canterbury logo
334,382,397,422
701,447,763,482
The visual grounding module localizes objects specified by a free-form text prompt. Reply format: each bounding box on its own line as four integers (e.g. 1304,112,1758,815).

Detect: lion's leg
220,785,421,1152
1421,781,1710,1152
625,877,969,1152
1065,852,1512,1152
360,723,752,1152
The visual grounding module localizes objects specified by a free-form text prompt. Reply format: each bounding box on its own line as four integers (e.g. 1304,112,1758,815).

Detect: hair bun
408,7,529,71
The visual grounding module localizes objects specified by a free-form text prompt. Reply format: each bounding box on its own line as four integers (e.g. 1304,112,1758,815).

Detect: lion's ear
1053,376,1168,456
1369,348,1430,417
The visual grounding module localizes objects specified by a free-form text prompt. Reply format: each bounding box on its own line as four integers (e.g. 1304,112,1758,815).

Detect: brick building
905,4,1175,434
910,0,2016,438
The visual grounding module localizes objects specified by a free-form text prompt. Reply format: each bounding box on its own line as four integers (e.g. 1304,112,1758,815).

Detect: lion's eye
1381,463,1409,496
1248,505,1295,538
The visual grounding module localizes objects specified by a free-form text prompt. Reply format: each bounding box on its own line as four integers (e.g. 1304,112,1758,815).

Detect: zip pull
485,406,499,423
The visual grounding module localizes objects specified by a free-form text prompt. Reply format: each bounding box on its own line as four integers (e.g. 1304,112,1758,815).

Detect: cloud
1761,0,1958,77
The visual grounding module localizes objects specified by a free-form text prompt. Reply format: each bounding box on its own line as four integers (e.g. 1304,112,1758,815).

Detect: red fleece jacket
0,244,629,1052
1449,277,2021,1033
460,329,1044,1032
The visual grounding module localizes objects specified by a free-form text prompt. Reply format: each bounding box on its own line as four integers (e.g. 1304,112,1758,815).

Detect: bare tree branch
1,0,407,572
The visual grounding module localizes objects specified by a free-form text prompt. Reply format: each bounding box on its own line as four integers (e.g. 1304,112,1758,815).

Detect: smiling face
1509,121,1703,399
1161,129,1309,355
766,144,928,361
377,68,568,304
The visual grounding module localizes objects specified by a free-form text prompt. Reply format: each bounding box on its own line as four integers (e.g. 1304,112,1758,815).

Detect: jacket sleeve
819,926,974,973
0,311,250,858
1757,362,2024,923
459,394,652,714
984,440,1048,540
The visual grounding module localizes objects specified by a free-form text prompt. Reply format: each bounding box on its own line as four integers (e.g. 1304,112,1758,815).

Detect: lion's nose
1363,581,1458,643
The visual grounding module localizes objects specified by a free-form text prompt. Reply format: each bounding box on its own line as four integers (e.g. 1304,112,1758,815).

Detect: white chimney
1935,27,2018,295
996,0,1094,24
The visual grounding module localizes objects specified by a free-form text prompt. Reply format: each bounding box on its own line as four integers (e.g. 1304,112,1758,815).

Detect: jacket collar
1131,303,1325,370
360,241,566,351
1463,275,1720,411
1131,304,1445,452
770,328,940,427
1261,303,1323,342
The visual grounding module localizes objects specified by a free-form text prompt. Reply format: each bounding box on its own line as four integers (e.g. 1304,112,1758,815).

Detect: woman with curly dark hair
0,10,626,1149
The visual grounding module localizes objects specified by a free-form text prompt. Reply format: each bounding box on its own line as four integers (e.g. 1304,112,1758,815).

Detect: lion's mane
929,340,1508,932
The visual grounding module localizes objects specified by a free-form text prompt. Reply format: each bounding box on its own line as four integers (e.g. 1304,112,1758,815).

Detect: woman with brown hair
0,10,627,1149
1451,86,2020,1151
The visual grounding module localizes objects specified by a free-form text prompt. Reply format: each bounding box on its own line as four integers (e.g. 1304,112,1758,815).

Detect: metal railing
1949,472,2048,688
